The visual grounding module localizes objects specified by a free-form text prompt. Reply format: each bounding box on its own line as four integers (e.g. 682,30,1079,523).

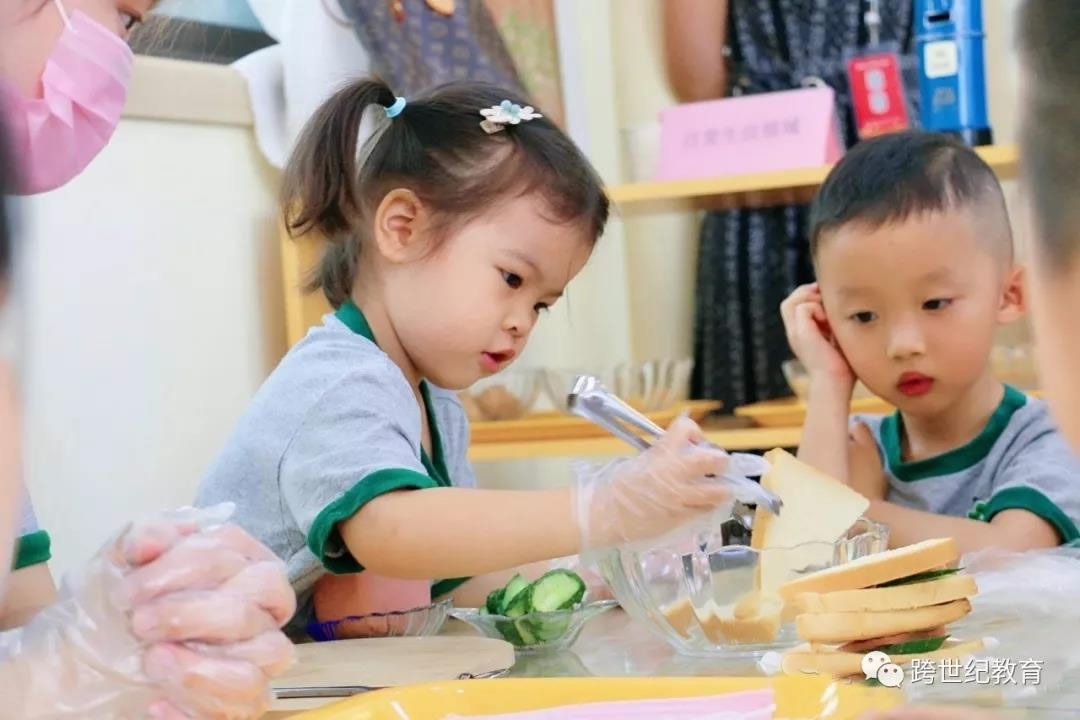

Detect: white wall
20,115,285,578
612,0,701,365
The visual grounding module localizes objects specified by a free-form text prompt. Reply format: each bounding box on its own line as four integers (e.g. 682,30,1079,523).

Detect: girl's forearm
340,487,579,579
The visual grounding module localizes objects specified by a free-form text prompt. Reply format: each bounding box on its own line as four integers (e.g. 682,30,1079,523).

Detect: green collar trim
882,385,1027,482
335,298,376,342
334,300,450,485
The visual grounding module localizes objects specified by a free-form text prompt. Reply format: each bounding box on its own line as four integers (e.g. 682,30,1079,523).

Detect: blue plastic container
915,0,993,145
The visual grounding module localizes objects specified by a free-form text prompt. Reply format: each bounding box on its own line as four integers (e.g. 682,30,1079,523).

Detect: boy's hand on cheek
847,422,887,500
781,283,855,390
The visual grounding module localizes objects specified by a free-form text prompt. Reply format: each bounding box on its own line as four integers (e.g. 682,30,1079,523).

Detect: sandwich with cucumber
779,537,983,677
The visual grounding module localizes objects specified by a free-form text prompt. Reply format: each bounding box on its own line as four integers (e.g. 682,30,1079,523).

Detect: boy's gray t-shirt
195,301,476,630
854,386,1080,544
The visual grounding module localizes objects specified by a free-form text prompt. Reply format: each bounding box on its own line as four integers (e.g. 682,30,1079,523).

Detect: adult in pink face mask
0,2,298,718
0,0,143,193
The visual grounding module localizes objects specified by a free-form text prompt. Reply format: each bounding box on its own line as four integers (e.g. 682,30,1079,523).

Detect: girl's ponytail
282,79,396,306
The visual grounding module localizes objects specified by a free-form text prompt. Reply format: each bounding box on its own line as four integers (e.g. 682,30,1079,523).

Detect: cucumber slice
501,574,530,613
528,615,572,643
528,569,586,612
875,635,949,655
877,568,960,588
504,586,533,618
514,619,539,646
494,620,523,645
485,588,505,616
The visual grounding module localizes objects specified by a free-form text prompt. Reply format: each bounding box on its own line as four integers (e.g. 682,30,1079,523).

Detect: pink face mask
1,0,134,195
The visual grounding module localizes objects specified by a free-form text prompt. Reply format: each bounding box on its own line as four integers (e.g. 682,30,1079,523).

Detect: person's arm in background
0,563,56,629
661,0,730,102
1,484,59,629
1,487,58,629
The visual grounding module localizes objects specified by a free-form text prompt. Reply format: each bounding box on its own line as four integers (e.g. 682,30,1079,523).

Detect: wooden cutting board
269,636,515,714
470,400,721,444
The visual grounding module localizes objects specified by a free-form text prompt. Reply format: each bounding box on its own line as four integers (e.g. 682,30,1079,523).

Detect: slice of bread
779,537,959,601
794,574,978,613
697,596,784,645
661,597,695,638
751,449,870,552
781,638,985,677
795,598,972,644
660,595,785,645
750,450,870,603
700,608,783,645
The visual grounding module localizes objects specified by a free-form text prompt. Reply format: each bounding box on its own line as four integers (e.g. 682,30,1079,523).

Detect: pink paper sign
657,86,844,181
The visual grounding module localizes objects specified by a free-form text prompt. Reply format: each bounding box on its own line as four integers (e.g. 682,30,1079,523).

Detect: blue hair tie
385,96,407,118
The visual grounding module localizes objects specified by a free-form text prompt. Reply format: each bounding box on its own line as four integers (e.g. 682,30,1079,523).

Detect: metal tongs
566,375,783,515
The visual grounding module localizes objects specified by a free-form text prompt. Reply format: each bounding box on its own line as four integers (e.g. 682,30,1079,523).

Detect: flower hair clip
479,100,543,134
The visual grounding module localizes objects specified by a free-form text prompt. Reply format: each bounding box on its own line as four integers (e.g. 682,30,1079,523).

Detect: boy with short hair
781,130,1080,555
861,4,1080,720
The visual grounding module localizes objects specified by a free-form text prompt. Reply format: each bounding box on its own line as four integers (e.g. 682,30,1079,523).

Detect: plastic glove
0,503,296,719
571,415,731,552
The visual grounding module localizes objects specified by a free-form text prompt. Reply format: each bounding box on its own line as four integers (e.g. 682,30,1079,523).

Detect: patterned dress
692,0,920,410
338,0,525,97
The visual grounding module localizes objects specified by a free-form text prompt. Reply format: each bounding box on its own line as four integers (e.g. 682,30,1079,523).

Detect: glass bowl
459,369,543,422
542,358,694,414
595,517,888,658
306,599,451,641
450,600,618,654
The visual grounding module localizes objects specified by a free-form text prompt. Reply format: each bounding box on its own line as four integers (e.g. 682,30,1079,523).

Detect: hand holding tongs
566,375,783,515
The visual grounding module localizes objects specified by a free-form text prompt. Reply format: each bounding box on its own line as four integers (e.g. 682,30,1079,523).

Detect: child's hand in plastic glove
571,415,731,551
0,503,296,719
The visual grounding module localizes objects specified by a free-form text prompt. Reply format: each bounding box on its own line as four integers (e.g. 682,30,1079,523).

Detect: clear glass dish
542,358,694,414
459,369,544,422
450,600,618,654
306,599,452,642
596,517,889,658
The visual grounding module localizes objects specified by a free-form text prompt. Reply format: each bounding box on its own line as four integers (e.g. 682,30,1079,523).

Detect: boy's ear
997,264,1027,324
372,189,433,264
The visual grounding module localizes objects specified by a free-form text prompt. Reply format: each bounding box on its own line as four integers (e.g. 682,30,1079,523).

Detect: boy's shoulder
997,391,1074,461
853,390,1064,453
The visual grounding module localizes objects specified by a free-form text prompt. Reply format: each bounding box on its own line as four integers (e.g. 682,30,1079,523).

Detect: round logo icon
862,650,892,679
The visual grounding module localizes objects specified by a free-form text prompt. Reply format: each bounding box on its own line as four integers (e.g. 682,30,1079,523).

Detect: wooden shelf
607,144,1019,208
467,424,801,461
